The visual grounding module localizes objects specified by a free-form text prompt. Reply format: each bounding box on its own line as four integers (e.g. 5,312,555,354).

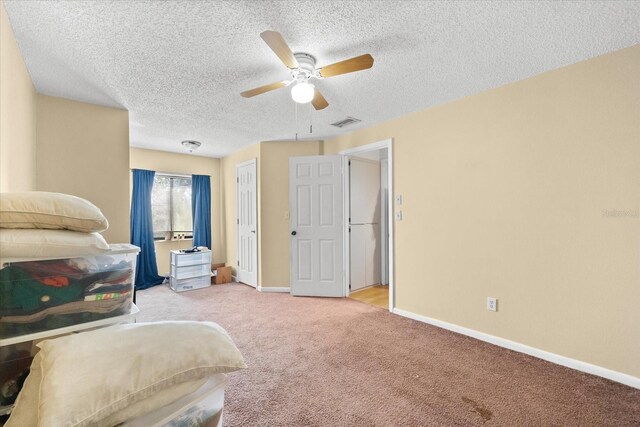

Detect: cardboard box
213,266,232,284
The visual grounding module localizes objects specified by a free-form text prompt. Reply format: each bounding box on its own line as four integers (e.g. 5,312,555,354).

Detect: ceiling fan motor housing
292,52,318,82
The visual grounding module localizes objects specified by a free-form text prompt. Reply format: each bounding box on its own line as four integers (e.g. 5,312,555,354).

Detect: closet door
349,158,381,291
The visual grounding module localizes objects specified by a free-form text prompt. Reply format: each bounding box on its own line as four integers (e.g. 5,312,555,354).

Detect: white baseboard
392,308,640,390
257,286,290,293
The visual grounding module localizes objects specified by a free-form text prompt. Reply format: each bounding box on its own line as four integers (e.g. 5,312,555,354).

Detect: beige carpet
137,283,640,426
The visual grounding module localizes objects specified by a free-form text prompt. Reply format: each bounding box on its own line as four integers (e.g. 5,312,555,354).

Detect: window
151,174,192,240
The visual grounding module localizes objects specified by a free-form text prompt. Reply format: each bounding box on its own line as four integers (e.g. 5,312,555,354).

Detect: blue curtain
192,174,211,250
130,169,164,290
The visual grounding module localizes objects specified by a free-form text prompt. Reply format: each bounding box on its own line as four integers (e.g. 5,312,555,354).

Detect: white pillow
96,378,208,427
9,321,245,427
0,192,109,232
0,229,109,259
7,354,209,427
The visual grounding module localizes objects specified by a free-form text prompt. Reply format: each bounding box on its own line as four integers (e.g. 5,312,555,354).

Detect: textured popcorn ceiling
4,1,640,157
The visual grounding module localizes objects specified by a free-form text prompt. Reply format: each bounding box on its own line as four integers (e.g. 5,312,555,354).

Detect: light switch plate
395,194,402,205
395,211,403,221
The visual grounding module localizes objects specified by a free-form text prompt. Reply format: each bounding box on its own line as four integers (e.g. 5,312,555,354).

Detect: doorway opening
341,140,393,310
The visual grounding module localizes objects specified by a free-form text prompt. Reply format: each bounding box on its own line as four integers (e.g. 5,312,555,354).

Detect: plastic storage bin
122,374,227,427
0,304,139,418
168,275,210,292
0,341,34,407
170,250,211,267
170,263,210,280
0,244,139,339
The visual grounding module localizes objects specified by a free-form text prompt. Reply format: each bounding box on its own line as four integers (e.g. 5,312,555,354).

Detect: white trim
235,158,257,168
380,158,389,285
339,139,394,312
392,307,640,390
342,155,350,298
339,139,391,155
236,158,259,287
257,286,291,293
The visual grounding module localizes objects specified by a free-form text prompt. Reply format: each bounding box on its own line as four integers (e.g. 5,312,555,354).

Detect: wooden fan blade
318,54,374,78
311,89,329,110
241,80,289,98
260,31,299,69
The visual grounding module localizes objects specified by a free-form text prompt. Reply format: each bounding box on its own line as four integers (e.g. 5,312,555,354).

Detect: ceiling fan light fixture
291,81,315,104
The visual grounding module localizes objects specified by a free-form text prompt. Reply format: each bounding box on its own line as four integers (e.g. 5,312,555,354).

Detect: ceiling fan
241,31,374,110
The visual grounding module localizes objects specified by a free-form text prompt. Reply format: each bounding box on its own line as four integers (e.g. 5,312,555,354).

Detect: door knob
291,231,297,236
251,230,256,233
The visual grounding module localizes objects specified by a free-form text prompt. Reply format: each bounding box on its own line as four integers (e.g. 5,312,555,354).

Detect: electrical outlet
395,210,403,221
395,194,402,205
487,297,498,312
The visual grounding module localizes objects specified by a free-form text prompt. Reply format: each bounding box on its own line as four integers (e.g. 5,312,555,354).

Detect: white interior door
237,160,258,287
289,155,344,297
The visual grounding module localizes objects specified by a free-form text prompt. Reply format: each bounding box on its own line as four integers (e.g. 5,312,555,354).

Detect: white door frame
339,139,394,311
236,158,258,287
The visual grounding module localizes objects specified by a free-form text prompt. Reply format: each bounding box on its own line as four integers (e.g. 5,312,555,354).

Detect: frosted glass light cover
291,82,315,103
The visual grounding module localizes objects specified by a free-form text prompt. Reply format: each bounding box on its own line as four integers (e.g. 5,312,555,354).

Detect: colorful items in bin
0,265,84,315
0,254,135,338
84,290,131,301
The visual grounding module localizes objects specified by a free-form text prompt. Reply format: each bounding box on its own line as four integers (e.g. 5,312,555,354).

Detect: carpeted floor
137,283,640,426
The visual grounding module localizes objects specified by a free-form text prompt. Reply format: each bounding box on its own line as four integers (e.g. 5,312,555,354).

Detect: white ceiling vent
330,117,361,128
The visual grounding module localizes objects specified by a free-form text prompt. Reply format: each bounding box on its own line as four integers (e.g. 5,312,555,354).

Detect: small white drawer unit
169,249,212,292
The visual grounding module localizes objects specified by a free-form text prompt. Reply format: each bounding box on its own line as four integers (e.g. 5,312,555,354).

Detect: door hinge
237,177,239,183
349,226,351,233
237,260,239,266
348,160,351,166
349,284,351,290
237,218,239,224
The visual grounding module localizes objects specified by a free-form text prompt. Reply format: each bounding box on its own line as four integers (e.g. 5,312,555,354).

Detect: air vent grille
330,117,362,128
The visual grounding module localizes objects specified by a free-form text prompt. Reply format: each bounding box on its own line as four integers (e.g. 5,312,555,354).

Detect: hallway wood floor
349,285,389,309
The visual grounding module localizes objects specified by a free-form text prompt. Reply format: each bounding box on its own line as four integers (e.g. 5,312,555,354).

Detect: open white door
237,159,258,287
289,155,344,297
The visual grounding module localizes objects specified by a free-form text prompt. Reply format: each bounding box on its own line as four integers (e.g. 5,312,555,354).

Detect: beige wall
323,45,640,378
0,2,36,192
259,141,322,287
129,147,223,275
36,95,130,243
220,140,322,287
221,143,260,281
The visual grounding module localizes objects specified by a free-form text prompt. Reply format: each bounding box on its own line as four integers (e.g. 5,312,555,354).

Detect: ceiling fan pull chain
310,103,313,134
295,102,298,141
